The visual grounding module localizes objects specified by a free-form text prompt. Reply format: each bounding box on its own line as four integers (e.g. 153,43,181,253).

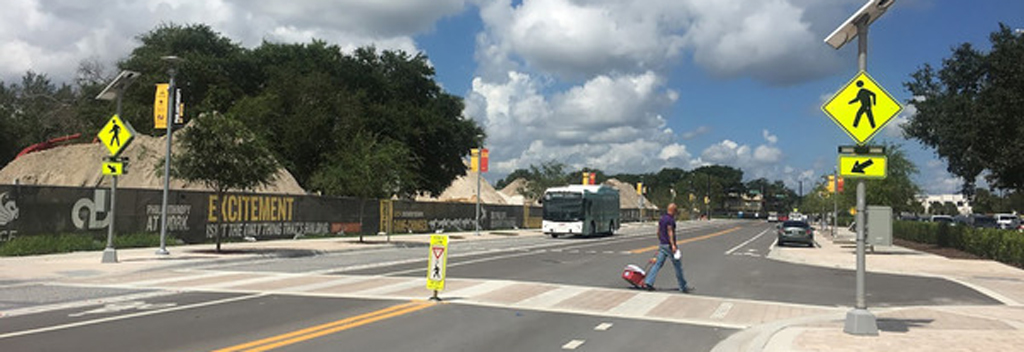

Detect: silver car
777,220,814,247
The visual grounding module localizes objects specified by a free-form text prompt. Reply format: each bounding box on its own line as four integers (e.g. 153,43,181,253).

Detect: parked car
789,212,807,222
994,213,1021,230
767,212,779,222
969,214,999,229
929,215,954,224
777,220,814,247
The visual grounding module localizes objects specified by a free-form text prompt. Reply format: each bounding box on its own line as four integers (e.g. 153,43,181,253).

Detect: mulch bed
892,238,984,260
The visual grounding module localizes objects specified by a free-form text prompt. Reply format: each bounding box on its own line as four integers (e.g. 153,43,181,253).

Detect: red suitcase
622,258,656,288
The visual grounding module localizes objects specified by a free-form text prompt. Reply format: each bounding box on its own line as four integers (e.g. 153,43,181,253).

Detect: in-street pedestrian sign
426,235,449,291
838,154,887,179
102,161,124,176
822,71,903,145
98,115,136,157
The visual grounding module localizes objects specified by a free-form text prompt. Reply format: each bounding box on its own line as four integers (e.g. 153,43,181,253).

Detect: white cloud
0,0,467,83
465,70,691,175
476,0,846,85
883,103,917,139
682,126,711,140
762,129,778,144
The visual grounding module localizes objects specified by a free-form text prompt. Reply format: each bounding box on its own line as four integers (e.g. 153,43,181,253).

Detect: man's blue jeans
643,244,688,290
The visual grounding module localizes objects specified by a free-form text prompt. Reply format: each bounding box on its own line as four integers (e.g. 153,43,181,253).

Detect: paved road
0,220,1001,351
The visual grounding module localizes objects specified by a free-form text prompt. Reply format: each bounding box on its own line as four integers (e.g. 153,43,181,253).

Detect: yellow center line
212,301,433,352
629,226,744,254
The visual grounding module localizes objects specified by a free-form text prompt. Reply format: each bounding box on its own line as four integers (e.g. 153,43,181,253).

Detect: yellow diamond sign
822,71,903,145
838,154,887,179
97,114,136,157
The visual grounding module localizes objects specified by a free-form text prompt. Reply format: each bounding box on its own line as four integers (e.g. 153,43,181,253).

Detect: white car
995,214,1021,230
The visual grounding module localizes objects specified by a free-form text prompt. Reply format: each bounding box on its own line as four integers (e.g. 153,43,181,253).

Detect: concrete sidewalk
0,228,548,283
729,225,1024,352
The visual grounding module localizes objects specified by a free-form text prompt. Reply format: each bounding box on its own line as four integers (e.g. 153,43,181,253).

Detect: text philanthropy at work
208,194,296,223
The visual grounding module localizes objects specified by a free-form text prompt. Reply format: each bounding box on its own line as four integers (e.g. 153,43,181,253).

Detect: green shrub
0,234,102,256
895,220,1024,268
113,233,169,248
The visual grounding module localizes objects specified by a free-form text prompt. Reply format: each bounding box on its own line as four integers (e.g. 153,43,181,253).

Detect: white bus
541,185,620,237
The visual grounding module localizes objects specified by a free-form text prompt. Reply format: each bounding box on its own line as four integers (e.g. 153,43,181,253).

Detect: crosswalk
53,268,842,330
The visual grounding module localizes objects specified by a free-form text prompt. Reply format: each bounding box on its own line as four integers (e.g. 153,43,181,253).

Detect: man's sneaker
642,284,656,291
680,285,695,294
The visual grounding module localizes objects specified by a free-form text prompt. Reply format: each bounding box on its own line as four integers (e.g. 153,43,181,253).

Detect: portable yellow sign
97,115,136,157
102,161,124,176
426,235,449,291
821,71,903,145
154,83,169,129
838,154,888,179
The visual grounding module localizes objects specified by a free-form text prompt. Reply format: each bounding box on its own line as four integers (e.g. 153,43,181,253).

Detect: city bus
541,185,620,237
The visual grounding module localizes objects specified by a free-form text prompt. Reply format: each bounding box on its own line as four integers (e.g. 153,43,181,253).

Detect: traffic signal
827,175,835,193
837,177,845,192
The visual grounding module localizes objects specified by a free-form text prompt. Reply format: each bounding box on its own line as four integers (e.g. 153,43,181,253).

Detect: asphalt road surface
0,220,1000,351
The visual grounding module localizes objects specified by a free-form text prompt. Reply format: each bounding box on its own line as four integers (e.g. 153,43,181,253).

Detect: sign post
94,70,139,264
427,235,449,301
823,0,899,336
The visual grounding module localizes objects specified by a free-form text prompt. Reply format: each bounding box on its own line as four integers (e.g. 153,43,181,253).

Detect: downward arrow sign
851,160,874,174
107,165,117,173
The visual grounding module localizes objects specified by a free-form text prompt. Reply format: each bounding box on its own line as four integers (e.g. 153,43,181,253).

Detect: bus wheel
549,233,558,238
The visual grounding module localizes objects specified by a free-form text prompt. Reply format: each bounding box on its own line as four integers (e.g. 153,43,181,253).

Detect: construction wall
1,185,620,244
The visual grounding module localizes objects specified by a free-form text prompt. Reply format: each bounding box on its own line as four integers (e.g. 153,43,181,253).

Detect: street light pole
156,56,183,255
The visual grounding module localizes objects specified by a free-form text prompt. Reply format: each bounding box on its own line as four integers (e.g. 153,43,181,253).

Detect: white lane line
607,292,669,316
594,322,613,331
444,280,515,299
724,228,771,255
0,294,265,340
120,271,236,287
562,340,586,350
516,287,588,309
710,302,734,319
0,290,179,318
277,276,367,293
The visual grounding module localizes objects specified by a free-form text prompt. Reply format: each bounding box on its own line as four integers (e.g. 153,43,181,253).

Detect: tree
170,112,278,252
308,131,414,241
904,24,1024,193
519,161,571,201
860,143,922,214
928,201,944,215
495,169,532,190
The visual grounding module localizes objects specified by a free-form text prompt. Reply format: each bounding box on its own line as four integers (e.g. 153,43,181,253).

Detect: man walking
848,80,876,128
643,203,694,293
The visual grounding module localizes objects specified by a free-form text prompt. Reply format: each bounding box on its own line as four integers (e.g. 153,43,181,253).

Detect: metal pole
475,149,481,236
102,90,124,264
706,173,711,220
833,169,838,238
156,66,177,255
844,18,878,336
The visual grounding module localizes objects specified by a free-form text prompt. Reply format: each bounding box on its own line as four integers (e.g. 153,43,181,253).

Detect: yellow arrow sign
838,154,887,179
822,71,903,145
426,235,449,291
102,161,124,176
97,115,136,157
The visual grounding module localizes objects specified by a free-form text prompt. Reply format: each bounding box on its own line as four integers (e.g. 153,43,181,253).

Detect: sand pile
604,178,658,210
498,178,539,206
0,128,305,194
415,170,507,204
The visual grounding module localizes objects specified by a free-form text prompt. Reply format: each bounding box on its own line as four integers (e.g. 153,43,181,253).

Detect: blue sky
1,0,1021,194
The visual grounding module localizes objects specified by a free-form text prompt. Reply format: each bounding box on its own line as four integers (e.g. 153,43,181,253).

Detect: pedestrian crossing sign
821,71,903,145
427,235,449,291
97,115,136,157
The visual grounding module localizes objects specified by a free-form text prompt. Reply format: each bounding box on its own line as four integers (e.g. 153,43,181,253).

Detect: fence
0,185,644,244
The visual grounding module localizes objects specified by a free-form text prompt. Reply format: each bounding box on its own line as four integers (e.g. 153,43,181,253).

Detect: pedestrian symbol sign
102,161,124,176
838,154,887,179
97,115,136,157
426,235,449,291
822,71,903,145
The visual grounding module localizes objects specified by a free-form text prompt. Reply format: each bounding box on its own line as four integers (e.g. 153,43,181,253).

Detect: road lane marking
724,228,772,255
213,300,434,352
629,226,744,254
0,289,178,318
0,294,265,340
594,322,613,331
710,302,734,319
562,339,586,350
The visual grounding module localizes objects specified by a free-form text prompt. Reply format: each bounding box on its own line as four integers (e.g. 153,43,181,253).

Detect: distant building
917,194,972,215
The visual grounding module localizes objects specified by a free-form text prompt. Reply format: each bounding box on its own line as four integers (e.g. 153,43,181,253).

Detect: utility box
866,205,892,247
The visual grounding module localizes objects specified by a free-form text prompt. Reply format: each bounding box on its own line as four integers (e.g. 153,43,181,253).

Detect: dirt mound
498,178,537,206
604,178,658,210
0,128,305,194
415,170,507,204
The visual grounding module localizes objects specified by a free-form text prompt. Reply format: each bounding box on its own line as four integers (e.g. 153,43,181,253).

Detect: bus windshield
543,192,583,221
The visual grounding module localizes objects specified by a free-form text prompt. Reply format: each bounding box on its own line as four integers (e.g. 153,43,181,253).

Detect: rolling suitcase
622,258,656,288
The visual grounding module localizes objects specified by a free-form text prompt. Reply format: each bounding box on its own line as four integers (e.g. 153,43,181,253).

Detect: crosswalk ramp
61,269,843,329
